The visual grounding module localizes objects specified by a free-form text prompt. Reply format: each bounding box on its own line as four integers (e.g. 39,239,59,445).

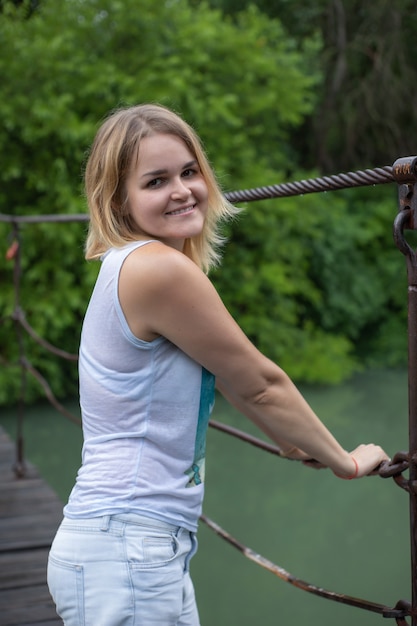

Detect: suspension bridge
1,157,417,625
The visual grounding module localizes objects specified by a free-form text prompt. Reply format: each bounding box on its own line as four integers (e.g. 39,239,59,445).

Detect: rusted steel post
393,156,417,625
9,221,27,478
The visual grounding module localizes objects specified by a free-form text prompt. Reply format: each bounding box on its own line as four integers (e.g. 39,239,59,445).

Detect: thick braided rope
224,166,394,204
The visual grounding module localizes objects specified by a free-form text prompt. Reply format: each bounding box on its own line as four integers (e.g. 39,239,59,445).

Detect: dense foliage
214,184,406,384
202,0,417,173
0,0,409,405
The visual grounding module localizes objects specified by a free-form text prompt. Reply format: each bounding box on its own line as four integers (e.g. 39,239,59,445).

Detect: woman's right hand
335,443,390,479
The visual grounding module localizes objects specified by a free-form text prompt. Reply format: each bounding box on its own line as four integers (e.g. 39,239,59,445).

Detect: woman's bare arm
119,243,389,478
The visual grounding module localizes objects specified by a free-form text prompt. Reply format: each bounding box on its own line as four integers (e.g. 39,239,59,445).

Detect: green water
0,369,410,626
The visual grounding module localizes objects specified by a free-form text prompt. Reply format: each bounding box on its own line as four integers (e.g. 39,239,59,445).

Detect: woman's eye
147,177,163,188
182,168,197,178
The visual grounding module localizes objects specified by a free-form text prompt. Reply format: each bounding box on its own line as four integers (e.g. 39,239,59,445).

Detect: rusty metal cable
20,358,81,426
209,419,408,481
223,166,395,204
0,213,89,223
11,307,78,361
200,514,409,620
0,163,398,222
6,302,409,481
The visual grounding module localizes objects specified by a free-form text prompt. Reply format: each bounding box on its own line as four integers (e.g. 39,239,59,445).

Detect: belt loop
100,515,111,532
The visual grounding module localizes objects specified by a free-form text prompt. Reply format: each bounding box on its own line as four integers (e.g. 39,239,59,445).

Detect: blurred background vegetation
0,0,415,404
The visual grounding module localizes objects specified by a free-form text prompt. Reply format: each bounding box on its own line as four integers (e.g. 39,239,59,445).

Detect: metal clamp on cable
392,157,417,184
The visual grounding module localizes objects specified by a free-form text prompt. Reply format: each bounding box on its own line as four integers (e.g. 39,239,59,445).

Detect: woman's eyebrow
141,168,167,179
141,160,198,180
182,160,198,169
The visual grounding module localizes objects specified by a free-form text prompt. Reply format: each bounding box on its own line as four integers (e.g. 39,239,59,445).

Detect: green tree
0,0,39,16
203,0,417,173
213,184,406,384
0,0,320,404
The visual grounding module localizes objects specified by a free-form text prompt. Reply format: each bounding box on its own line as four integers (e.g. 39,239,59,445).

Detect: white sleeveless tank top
64,241,215,531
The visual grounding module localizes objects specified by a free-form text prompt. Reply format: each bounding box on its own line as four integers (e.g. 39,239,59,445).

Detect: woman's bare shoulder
122,241,201,286
118,241,209,341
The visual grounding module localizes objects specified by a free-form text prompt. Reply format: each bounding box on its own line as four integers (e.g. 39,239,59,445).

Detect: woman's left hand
281,446,326,468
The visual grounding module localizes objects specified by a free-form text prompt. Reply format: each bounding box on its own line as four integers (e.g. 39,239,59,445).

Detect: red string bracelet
334,456,359,480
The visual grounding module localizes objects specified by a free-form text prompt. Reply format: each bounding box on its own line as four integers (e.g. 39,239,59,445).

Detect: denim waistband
62,513,182,534
101,513,180,533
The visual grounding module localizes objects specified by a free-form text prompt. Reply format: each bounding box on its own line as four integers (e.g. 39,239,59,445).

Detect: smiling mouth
166,204,195,216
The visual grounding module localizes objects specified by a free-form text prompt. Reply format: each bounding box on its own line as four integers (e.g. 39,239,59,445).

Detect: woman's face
125,133,209,251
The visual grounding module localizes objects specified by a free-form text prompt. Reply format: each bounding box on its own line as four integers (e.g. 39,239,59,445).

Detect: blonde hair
84,103,238,272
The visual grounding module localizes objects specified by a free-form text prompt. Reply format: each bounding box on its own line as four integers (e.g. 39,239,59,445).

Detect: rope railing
2,158,416,624
1,155,416,226
224,165,395,204
200,514,410,622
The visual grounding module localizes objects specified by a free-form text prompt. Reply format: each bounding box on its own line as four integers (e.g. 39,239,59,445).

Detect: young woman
47,103,389,626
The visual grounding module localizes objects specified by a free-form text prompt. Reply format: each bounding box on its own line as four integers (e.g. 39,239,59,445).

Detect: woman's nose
171,178,192,200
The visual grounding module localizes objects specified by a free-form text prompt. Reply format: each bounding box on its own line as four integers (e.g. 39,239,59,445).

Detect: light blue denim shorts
47,513,200,626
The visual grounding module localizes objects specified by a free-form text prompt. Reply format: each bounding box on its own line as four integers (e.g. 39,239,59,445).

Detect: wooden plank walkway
0,427,63,625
